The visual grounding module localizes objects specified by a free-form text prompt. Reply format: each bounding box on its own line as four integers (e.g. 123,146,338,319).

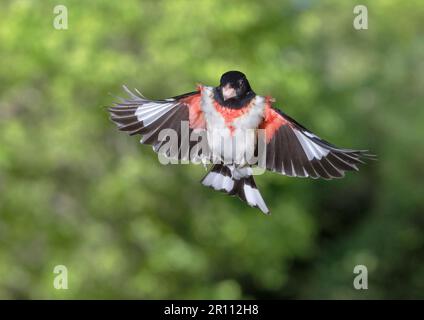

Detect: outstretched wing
259,103,375,179
108,86,208,161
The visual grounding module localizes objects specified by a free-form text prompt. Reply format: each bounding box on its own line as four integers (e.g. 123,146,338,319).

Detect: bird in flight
108,71,374,214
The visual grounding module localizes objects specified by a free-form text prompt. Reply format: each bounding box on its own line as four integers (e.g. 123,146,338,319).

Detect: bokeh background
0,0,423,299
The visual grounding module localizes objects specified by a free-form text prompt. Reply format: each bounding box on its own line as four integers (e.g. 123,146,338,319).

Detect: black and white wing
260,105,375,179
107,86,209,161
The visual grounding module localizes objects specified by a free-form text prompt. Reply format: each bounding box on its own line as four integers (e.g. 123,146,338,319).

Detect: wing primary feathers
261,105,374,179
108,86,206,163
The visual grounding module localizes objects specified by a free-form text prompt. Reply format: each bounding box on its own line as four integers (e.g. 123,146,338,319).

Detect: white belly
206,127,257,165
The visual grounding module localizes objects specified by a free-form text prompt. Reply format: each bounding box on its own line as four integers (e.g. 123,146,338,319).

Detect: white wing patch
135,102,178,126
303,131,319,139
293,129,330,160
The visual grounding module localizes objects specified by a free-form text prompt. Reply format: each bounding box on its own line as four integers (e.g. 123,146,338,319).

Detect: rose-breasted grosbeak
108,71,374,214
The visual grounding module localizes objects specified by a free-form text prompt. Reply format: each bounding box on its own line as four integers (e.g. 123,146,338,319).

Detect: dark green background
0,0,423,299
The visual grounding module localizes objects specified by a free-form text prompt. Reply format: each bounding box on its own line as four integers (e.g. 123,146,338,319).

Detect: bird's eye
238,79,244,88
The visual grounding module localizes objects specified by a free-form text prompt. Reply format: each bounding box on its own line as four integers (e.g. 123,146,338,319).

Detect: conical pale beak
222,84,237,101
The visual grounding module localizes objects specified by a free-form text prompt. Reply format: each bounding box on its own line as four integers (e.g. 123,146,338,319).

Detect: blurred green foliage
0,0,423,299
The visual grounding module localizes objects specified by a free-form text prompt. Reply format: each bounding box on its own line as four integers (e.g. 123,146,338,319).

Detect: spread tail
201,164,269,214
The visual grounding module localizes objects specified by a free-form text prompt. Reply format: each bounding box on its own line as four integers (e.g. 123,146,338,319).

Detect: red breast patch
259,98,289,143
213,100,253,134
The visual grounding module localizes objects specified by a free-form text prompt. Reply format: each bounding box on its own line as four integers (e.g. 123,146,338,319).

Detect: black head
214,71,255,108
